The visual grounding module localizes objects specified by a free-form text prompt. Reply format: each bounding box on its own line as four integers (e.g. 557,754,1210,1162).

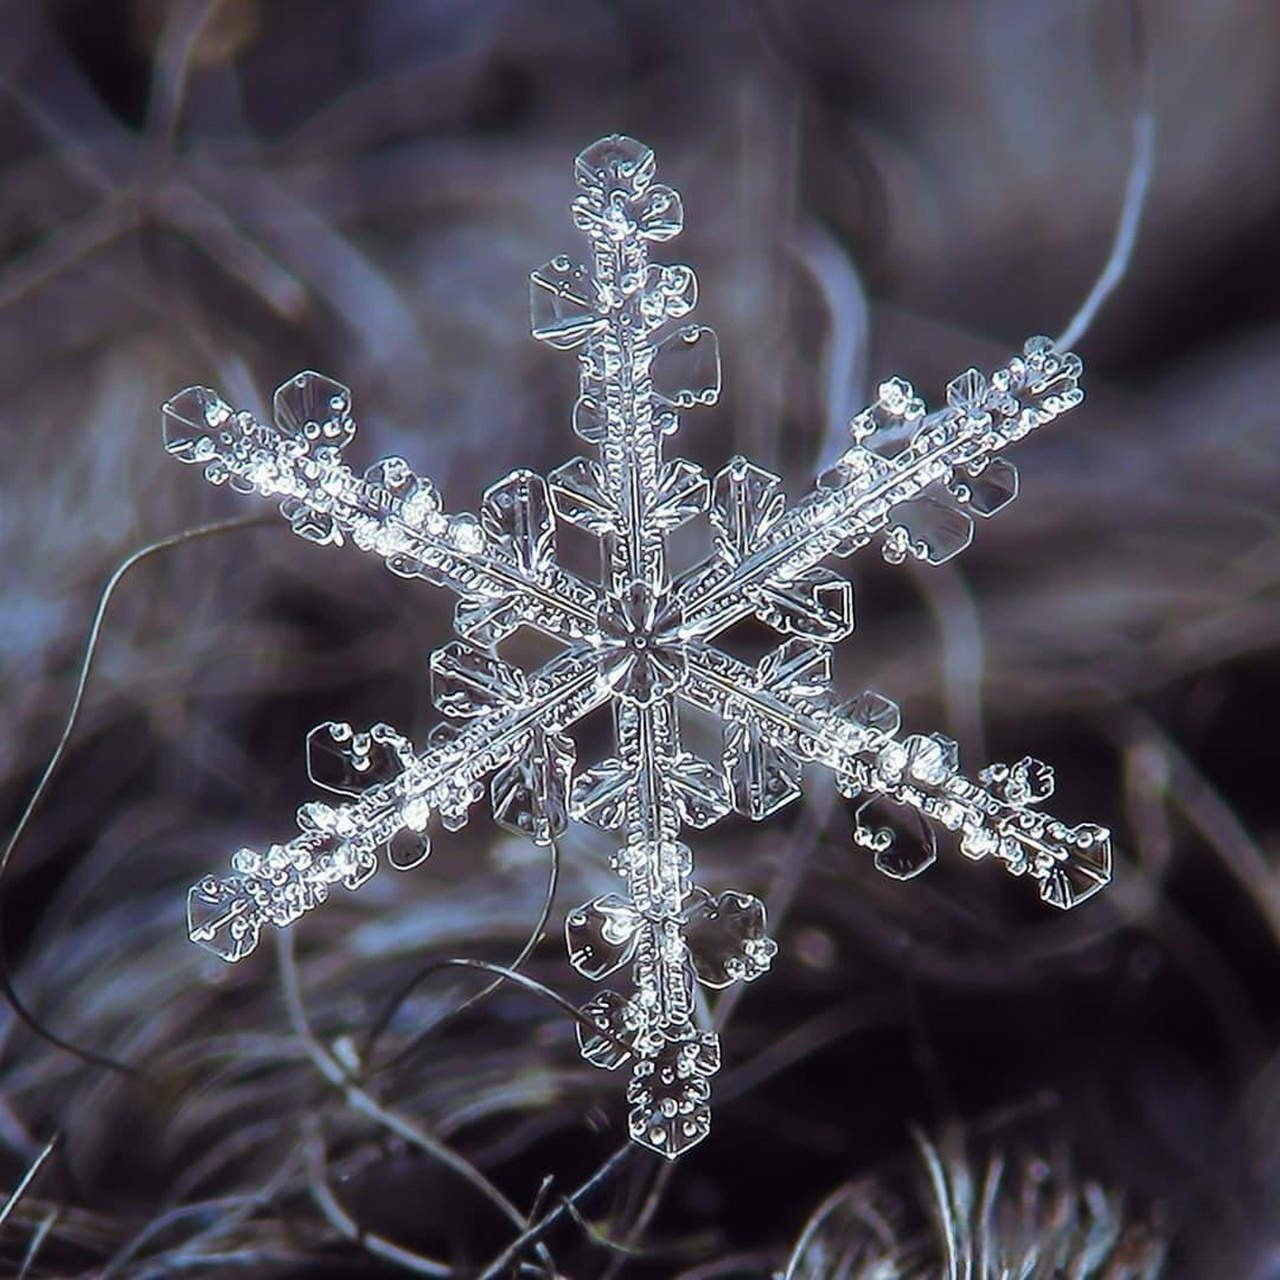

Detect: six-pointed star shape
166,135,1112,1158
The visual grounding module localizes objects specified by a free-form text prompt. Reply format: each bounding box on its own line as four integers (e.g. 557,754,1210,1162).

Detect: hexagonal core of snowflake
595,582,687,706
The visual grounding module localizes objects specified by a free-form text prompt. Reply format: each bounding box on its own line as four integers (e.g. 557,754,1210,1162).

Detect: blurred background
0,0,1277,1274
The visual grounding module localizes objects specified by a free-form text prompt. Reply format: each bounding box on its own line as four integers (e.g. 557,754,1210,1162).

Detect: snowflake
165,136,1112,1159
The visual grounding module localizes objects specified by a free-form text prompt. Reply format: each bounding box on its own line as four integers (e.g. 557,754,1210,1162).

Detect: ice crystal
167,136,1112,1158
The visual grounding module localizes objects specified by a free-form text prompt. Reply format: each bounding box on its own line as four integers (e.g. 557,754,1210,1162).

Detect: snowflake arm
681,644,1112,909
162,377,601,645
675,340,1083,641
535,139,718,603
188,646,605,963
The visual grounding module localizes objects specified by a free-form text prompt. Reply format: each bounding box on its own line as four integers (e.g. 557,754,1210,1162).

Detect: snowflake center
596,582,687,705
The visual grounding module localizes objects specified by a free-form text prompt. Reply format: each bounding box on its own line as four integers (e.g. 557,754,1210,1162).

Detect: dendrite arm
683,644,1112,910
187,648,605,962
677,339,1084,641
163,375,600,646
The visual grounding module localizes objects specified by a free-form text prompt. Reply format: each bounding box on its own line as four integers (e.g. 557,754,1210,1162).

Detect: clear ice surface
168,135,1111,1158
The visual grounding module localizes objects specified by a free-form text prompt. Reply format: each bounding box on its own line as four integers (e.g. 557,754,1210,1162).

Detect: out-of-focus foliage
0,1,1276,1275
786,1132,1168,1279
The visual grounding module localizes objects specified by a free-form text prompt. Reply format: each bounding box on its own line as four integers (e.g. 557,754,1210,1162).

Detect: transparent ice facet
758,569,854,641
549,456,614,532
566,894,641,980
710,457,786,563
651,324,721,408
724,718,804,819
169,134,1110,1159
273,371,355,450
1039,824,1113,908
162,386,234,461
631,184,685,242
906,733,960,788
187,877,259,962
430,642,527,718
490,731,573,845
626,1032,717,1158
279,498,342,547
946,367,990,416
882,497,975,566
640,263,697,329
854,796,939,880
387,828,431,871
577,988,640,1069
848,690,902,737
305,721,411,796
574,135,656,196
952,456,1019,517
480,470,557,576
682,888,777,988
649,458,709,532
530,256,605,350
